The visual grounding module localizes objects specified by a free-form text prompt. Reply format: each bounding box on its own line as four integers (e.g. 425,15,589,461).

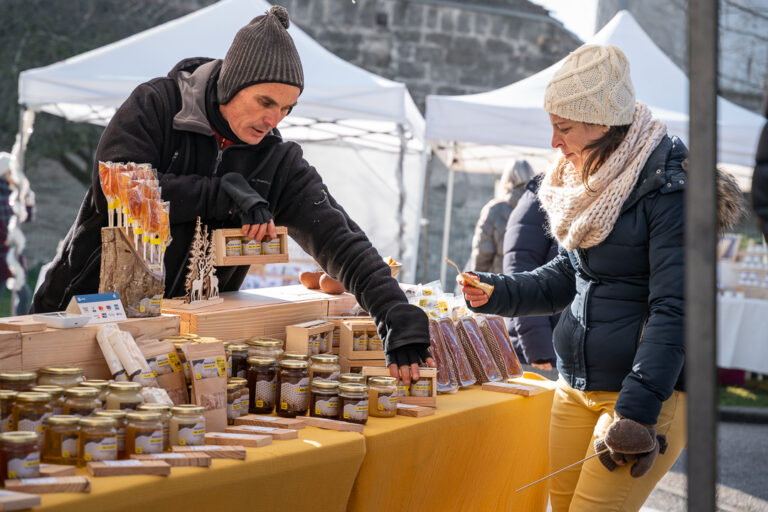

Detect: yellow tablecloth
348,383,555,512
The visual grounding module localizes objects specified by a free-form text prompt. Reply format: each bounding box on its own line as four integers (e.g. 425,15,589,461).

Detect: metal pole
417,146,433,284
439,166,455,289
687,0,718,510
395,124,407,277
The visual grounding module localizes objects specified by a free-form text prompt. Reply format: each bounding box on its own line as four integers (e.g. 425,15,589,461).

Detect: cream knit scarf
538,102,667,250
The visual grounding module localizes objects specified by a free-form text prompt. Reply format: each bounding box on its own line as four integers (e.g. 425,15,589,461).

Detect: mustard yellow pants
549,377,687,512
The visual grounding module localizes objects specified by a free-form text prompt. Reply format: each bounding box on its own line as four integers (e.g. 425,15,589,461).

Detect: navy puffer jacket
471,135,686,425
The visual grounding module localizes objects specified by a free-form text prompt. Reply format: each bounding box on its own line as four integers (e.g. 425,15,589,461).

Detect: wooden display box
339,319,385,362
341,358,387,373
285,320,335,356
362,366,437,408
213,227,289,266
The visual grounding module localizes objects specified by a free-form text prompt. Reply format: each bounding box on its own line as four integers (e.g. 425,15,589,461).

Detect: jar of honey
42,415,80,465
338,383,369,425
247,356,277,414
104,382,144,411
31,385,65,415
0,431,40,480
0,372,37,392
310,379,340,419
12,391,52,436
0,390,17,433
63,387,102,417
367,376,398,418
276,360,309,418
93,410,127,459
137,404,171,452
36,367,85,389
125,412,163,455
169,405,205,446
78,417,117,465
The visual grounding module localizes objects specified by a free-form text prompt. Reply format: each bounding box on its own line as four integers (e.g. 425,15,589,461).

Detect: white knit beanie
543,44,635,126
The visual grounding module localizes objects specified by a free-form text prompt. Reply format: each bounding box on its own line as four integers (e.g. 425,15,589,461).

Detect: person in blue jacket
460,44,687,511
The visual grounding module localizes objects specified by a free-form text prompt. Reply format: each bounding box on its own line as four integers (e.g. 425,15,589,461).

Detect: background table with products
717,294,768,374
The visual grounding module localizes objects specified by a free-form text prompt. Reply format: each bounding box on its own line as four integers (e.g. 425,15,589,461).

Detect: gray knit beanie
217,5,304,104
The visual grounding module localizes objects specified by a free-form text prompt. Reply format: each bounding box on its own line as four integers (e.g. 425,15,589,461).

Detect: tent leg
439,167,456,289
395,124,406,279
417,148,432,283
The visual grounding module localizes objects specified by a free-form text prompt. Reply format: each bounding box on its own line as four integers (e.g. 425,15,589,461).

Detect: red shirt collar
212,126,237,149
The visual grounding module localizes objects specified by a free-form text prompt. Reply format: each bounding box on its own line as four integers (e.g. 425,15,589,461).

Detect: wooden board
234,415,306,429
4,476,91,493
0,318,46,333
0,331,21,371
87,460,171,477
164,297,225,310
302,416,364,433
204,432,272,448
172,445,247,460
362,366,438,408
340,358,387,374
396,403,436,418
225,425,298,440
131,453,212,467
39,463,77,477
481,381,545,396
0,490,41,511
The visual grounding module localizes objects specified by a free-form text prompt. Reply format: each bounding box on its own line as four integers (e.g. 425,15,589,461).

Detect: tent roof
425,10,765,167
18,0,424,139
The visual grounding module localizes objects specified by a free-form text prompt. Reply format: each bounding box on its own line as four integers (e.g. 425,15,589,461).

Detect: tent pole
395,124,407,278
439,165,456,289
417,146,432,283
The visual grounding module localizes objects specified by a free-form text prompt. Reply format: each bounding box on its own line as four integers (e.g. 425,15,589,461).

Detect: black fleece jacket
32,58,428,356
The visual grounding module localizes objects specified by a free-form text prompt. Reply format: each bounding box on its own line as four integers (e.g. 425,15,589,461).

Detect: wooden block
4,476,91,493
302,416,364,433
39,463,76,477
0,489,41,510
225,425,298,440
234,415,306,429
481,381,544,396
131,453,212,467
165,297,225,310
204,432,272,448
87,460,171,477
0,318,46,333
362,366,438,408
341,358,387,373
0,331,22,371
172,445,247,460
396,403,436,418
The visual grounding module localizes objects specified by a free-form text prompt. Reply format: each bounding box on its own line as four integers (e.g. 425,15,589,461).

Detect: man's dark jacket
471,135,687,425
502,176,559,365
753,118,768,241
32,58,427,354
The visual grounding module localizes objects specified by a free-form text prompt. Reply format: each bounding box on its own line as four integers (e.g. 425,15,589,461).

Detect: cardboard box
362,366,438,407
87,460,171,477
285,320,335,356
213,227,289,266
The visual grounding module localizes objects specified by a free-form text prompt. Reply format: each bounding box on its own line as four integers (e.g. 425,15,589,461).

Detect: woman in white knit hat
459,44,689,511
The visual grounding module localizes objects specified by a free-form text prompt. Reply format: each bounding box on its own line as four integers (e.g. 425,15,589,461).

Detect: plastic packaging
455,317,503,383
436,318,476,387
477,315,523,379
427,319,459,394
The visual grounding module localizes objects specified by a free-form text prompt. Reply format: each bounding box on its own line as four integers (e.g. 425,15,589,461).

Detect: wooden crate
285,320,335,356
213,227,289,266
362,366,437,407
340,358,387,373
339,319,385,361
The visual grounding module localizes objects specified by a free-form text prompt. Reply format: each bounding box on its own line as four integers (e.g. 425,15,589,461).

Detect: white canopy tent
425,10,767,285
17,0,426,282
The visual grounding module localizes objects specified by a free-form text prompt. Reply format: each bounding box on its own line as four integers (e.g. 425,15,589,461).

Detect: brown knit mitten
594,414,668,478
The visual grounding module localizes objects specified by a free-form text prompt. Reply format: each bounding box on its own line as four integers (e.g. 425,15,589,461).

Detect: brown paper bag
138,339,188,405
182,342,227,432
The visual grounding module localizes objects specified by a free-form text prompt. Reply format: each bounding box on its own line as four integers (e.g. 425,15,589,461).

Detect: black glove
386,344,433,368
220,173,272,225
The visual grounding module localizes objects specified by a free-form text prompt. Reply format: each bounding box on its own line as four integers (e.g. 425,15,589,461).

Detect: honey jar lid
247,356,277,367
246,337,283,348
281,353,309,362
0,390,18,399
311,379,339,391
79,380,110,390
229,377,247,386
94,410,127,420
31,385,64,397
310,354,339,365
137,403,170,412
64,387,99,398
339,383,368,394
197,337,222,343
0,371,36,381
0,431,39,444
228,344,249,353
125,411,161,422
278,359,308,370
107,382,142,392
338,373,366,384
45,415,81,426
38,366,84,376
15,391,51,403
226,382,242,391
170,404,204,415
79,417,117,428
368,376,397,387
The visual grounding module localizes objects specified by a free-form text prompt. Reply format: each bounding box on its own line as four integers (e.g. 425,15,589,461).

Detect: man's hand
456,272,490,308
531,361,553,371
386,345,436,386
242,218,277,241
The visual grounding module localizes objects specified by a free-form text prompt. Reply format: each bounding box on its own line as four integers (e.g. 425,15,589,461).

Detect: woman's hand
457,273,490,308
531,362,553,371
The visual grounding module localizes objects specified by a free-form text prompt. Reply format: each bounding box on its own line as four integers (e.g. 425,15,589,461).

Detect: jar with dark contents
12,391,52,437
338,373,366,385
63,387,102,417
0,390,17,432
0,431,40,480
367,377,398,418
309,354,341,382
137,404,171,452
276,360,309,418
93,410,127,459
125,412,163,455
310,379,340,419
78,380,110,405
230,378,249,417
228,344,249,379
0,371,37,392
338,383,369,425
42,415,79,465
32,385,65,415
247,356,277,414
226,382,242,425
36,366,85,389
78,417,117,465
246,338,284,359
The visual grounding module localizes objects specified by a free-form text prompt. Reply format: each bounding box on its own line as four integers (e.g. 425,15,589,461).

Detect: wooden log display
99,227,164,318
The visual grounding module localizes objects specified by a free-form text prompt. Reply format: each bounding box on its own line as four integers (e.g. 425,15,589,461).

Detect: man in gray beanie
33,6,434,383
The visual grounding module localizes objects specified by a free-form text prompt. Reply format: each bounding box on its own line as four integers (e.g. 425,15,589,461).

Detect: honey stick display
427,319,459,394
455,317,503,384
436,318,476,387
477,315,523,379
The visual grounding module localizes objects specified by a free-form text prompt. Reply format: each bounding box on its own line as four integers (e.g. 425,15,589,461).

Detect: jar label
343,400,369,421
148,353,179,376
0,413,12,432
235,368,247,379
396,385,409,397
84,436,117,462
167,352,183,372
315,396,339,417
192,357,226,380
134,430,163,454
377,393,397,412
353,335,367,351
103,459,142,467
61,434,78,458
114,400,143,412
7,452,40,479
67,406,96,417
163,426,169,448
255,376,277,406
178,422,205,446
280,377,309,411
17,411,48,433
410,381,431,397
225,356,232,379
227,400,241,420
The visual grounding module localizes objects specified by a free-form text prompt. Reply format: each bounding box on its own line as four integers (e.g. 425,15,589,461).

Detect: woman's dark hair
581,124,631,191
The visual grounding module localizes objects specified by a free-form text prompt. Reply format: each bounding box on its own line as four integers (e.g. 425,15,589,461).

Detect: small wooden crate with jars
213,227,289,266
285,320,335,356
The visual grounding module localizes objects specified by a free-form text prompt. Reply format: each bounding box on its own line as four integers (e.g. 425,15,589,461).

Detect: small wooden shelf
213,227,289,266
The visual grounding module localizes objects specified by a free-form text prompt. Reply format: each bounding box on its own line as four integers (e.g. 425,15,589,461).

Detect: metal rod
439,166,456,288
395,124,407,276
687,0,719,510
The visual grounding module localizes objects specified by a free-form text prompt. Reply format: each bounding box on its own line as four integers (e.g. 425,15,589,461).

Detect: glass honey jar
0,431,40,480
310,379,340,419
12,391,52,437
338,373,366,385
125,412,163,455
367,376,398,418
228,344,249,379
276,360,309,418
93,410,127,459
169,405,205,447
63,387,102,417
0,371,37,392
309,354,341,383
0,390,18,433
246,337,284,359
78,416,117,465
31,385,65,415
137,404,171,452
42,415,80,465
104,382,144,411
36,367,85,389
338,383,369,425
78,380,110,404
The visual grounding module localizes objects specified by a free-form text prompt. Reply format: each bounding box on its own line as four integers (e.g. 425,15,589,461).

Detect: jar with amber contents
246,338,284,359
230,378,249,417
42,415,80,465
367,377,398,418
78,417,117,465
169,405,205,446
137,404,171,451
0,431,40,480
12,392,52,436
276,360,309,418
310,379,340,419
104,382,144,411
226,382,242,425
228,344,249,379
247,357,277,414
36,367,85,389
78,380,110,405
309,354,341,383
0,371,37,392
338,373,366,385
0,390,17,432
32,385,65,415
125,412,163,455
63,388,101,417
338,383,369,425
93,410,126,458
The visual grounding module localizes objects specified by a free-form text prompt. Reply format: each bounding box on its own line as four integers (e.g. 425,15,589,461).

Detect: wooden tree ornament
182,217,223,307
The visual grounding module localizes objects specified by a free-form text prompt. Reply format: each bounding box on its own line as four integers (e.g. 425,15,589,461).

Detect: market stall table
718,294,768,374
